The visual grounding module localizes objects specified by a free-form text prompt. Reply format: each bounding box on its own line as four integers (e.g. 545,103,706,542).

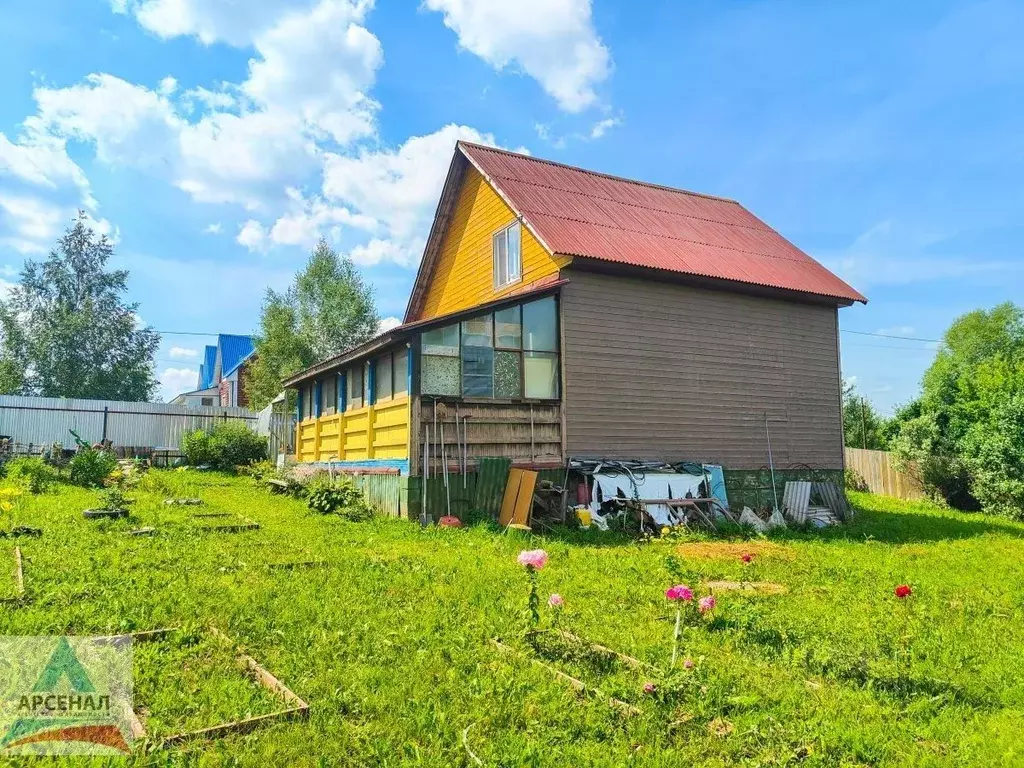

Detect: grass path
3,473,1024,766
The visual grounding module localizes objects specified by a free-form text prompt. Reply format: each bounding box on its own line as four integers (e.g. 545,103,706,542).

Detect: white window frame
492,221,522,290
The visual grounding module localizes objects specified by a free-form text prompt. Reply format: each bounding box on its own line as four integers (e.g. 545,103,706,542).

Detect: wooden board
499,469,538,528
498,469,524,527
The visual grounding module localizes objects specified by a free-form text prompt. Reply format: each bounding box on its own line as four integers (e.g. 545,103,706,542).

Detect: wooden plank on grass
1,547,25,604
490,638,640,716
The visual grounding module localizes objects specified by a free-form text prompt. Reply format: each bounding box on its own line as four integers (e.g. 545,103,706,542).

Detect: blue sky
1,0,1022,407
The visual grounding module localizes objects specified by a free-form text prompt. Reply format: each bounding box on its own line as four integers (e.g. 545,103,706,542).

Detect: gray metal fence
0,395,258,451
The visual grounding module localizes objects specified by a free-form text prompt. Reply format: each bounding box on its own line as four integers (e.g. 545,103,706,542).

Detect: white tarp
590,471,706,526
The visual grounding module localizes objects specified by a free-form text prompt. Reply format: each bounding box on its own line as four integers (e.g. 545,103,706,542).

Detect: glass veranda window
493,221,522,289
421,323,460,396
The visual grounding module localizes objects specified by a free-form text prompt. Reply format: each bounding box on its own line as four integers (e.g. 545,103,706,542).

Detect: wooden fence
844,447,925,500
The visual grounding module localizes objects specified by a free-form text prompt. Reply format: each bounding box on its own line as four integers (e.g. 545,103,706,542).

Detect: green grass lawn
3,471,1024,766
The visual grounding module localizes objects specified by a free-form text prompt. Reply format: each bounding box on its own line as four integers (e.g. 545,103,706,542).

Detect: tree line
0,215,380,407
845,303,1024,518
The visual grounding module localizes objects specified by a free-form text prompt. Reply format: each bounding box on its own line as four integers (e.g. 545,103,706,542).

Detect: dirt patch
675,541,795,561
704,580,788,595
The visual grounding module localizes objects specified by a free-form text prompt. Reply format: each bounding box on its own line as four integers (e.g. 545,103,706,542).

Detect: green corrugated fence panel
350,473,402,517
473,458,512,517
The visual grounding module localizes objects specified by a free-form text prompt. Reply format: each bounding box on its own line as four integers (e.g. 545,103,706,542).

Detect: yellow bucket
575,507,592,528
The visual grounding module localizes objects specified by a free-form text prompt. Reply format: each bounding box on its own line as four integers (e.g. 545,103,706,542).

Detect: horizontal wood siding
413,399,562,476
417,167,569,321
560,269,844,469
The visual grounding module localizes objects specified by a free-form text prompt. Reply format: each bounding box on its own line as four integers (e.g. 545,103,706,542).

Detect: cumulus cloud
159,366,200,400
112,0,317,46
377,316,402,333
169,346,199,359
424,0,611,112
320,123,496,263
33,1,383,213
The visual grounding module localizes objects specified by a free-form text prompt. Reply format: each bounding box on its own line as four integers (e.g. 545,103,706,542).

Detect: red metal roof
459,142,866,304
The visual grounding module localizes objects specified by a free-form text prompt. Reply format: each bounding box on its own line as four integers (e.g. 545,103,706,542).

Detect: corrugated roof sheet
459,142,866,304
219,334,256,378
199,345,217,389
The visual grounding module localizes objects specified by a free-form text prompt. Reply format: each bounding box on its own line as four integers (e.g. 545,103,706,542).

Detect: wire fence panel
0,395,257,451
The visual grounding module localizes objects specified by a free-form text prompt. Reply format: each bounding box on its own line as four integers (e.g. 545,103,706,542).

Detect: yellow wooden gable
416,166,571,321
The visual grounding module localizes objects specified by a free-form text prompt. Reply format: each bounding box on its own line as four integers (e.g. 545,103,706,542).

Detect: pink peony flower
548,593,564,608
517,549,548,570
894,584,912,599
699,595,716,614
665,584,694,602
683,658,695,670
642,682,656,694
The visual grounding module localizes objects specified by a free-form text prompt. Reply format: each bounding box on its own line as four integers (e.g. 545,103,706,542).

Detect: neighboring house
214,334,256,408
169,387,218,407
174,335,256,408
171,345,220,406
283,142,865,491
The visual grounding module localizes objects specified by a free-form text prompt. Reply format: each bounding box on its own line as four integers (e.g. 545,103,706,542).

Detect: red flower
741,553,754,564
894,584,912,599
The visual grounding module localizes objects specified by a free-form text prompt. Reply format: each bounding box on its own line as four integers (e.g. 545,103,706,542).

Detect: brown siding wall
560,269,844,469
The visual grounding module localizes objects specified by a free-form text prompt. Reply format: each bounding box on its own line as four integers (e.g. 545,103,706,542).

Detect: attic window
492,221,522,289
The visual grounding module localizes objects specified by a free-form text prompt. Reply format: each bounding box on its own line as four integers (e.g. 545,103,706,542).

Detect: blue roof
199,345,217,389
219,334,256,377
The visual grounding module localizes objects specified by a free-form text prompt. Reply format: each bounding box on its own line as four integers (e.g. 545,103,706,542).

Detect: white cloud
243,0,382,144
0,130,92,197
158,76,178,95
377,315,402,333
320,124,495,263
33,74,183,171
238,124,496,264
236,219,268,250
113,0,315,46
169,346,199,359
204,222,222,234
0,194,66,253
424,0,611,112
35,1,384,215
159,366,200,400
590,115,620,139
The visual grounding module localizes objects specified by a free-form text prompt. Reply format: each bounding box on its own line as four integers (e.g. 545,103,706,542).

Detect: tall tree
0,213,160,400
295,239,379,359
842,381,889,450
891,302,1024,510
244,240,379,410
244,290,314,411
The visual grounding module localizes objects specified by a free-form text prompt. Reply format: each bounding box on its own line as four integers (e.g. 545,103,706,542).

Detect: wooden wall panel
416,167,569,321
560,268,845,469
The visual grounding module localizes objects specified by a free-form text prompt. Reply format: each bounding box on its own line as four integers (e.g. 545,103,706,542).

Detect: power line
840,329,941,343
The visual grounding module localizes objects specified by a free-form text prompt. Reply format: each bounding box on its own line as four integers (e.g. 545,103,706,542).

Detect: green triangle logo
32,638,95,693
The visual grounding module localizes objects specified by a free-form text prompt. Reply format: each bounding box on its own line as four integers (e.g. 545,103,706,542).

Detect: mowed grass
3,473,1024,766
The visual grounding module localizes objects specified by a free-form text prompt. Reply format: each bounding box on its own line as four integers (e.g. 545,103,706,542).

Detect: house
172,336,256,408
170,345,220,406
282,142,865,513
213,334,256,408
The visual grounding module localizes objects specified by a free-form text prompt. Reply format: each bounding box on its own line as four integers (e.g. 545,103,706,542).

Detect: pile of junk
566,458,850,534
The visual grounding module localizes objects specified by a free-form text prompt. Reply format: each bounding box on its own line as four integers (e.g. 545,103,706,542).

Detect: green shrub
210,422,267,469
181,429,215,466
3,457,60,493
99,485,131,511
69,448,118,488
844,468,868,493
962,393,1024,519
181,422,267,471
302,473,373,521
